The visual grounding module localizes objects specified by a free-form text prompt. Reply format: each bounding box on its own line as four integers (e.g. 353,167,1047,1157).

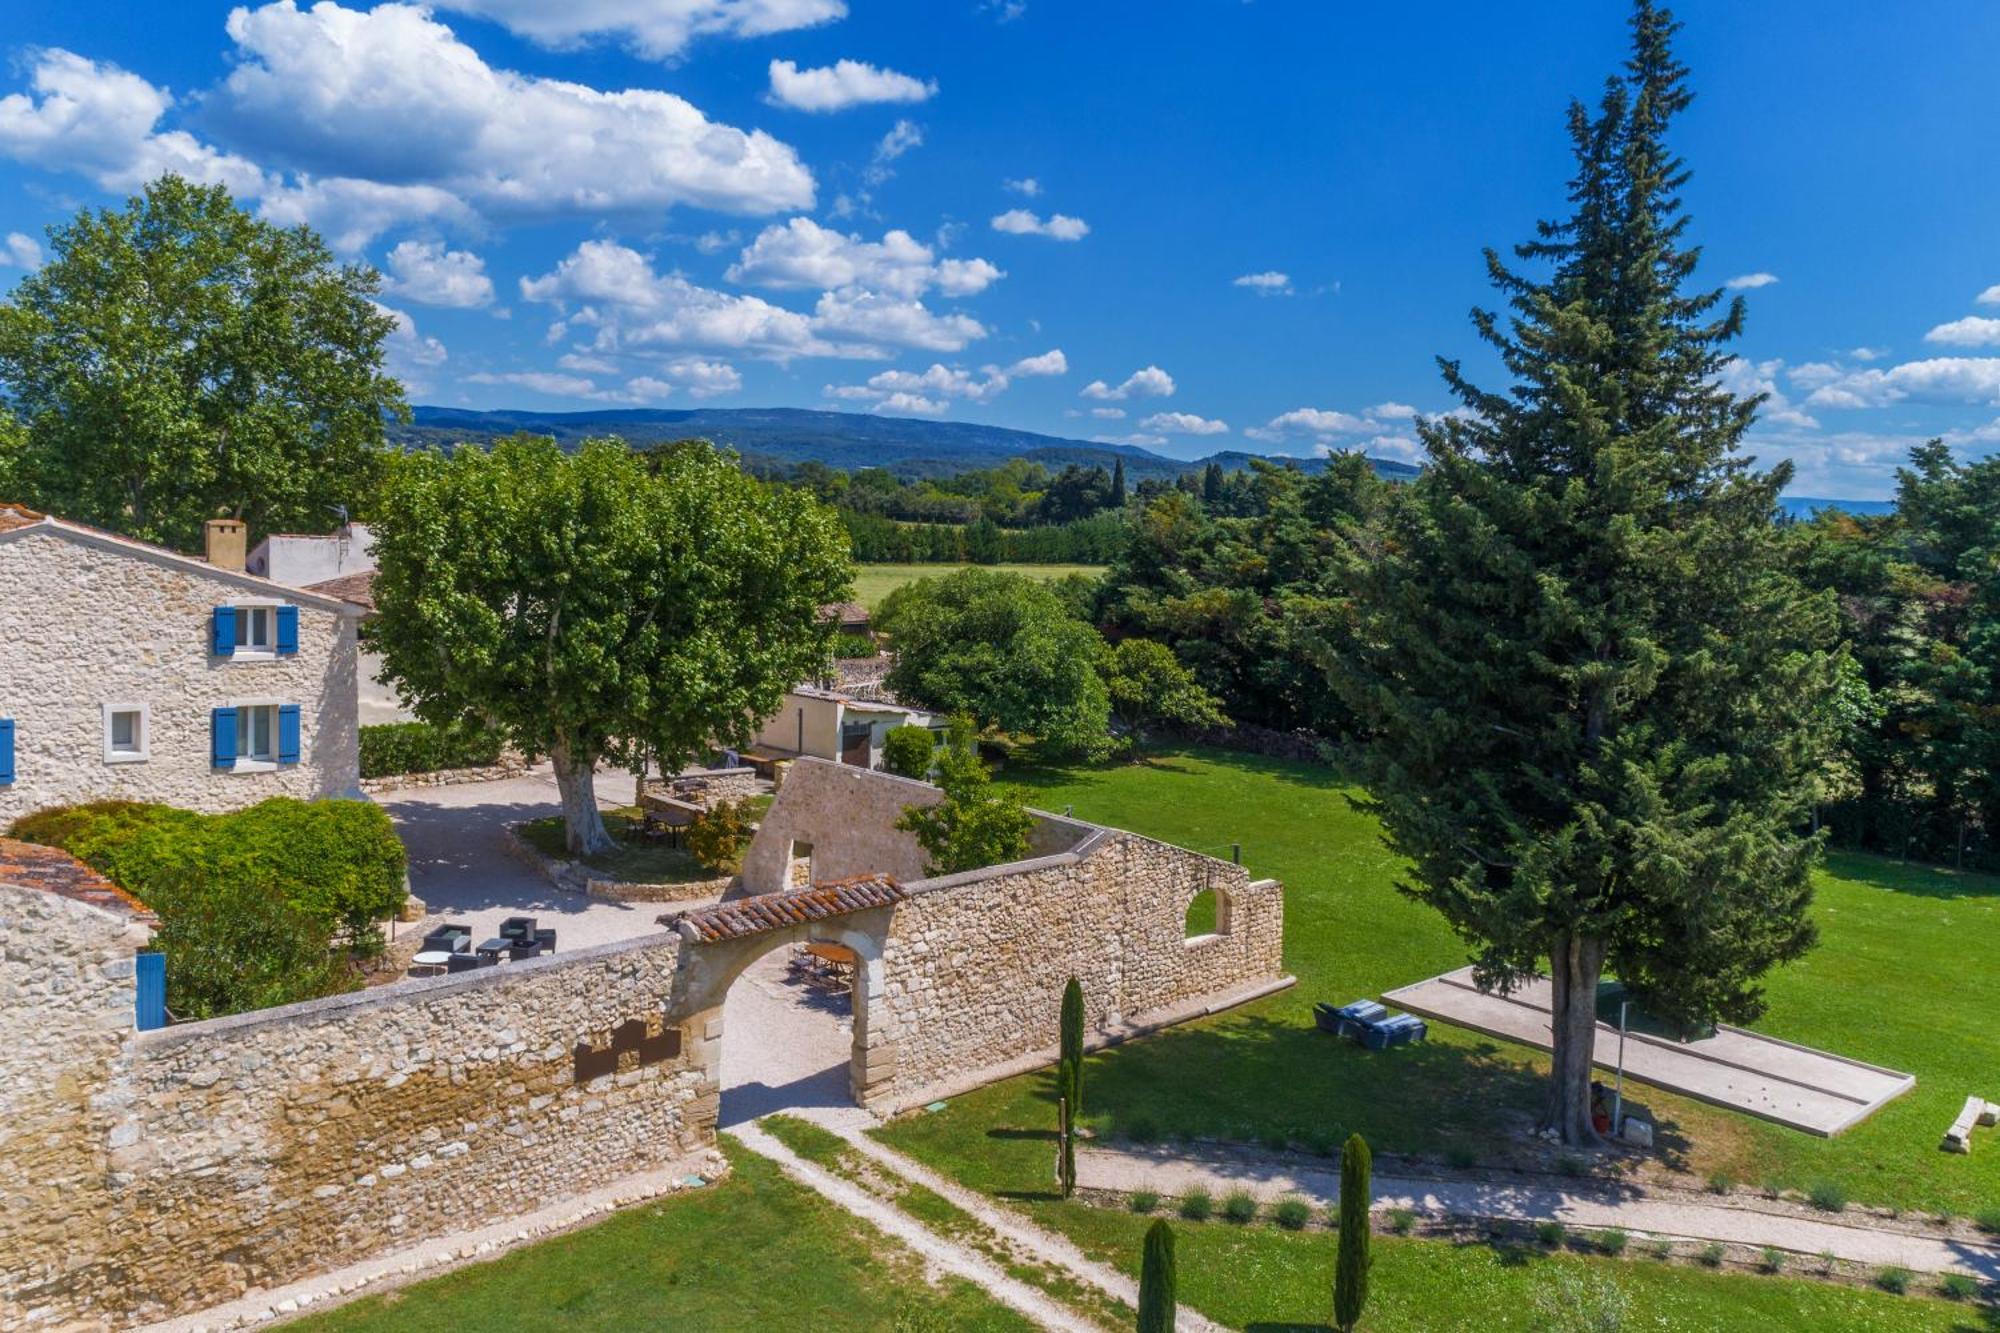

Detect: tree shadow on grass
1821,849,2000,902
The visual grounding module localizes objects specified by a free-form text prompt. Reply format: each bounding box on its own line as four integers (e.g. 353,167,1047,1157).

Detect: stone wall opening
1185,882,1233,941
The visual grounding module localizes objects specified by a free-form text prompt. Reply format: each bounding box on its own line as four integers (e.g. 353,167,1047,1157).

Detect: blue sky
1,1,1997,497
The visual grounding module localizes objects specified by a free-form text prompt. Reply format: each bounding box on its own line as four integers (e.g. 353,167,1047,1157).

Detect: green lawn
518,806,721,884
883,745,2000,1218
287,1143,1031,1332
852,562,1106,611
1043,1207,1980,1332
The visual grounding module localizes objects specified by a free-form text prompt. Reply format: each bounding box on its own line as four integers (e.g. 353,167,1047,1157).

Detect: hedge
359,721,505,779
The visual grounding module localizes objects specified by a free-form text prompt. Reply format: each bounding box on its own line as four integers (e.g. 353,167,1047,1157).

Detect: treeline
1089,446,2000,872
766,456,1130,528
841,509,1129,564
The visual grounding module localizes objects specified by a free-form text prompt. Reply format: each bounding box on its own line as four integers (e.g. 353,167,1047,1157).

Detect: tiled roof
818,601,871,625
303,569,378,611
674,874,904,942
0,502,47,534
0,838,151,920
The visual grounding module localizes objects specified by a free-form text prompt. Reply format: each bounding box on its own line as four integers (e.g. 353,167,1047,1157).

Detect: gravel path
1079,1144,2000,1280
729,1123,1089,1331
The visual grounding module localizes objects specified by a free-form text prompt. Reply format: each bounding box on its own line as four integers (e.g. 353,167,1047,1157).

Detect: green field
882,745,2000,1219
288,1144,1029,1332
851,562,1106,611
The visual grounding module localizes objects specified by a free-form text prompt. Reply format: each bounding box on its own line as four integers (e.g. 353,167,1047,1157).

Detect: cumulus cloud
1717,356,1818,429
827,362,1010,411
1091,432,1166,448
991,208,1089,241
1800,356,2000,409
523,238,983,360
432,0,847,59
1008,348,1067,376
1079,365,1174,401
727,217,1000,297
1003,177,1040,197
767,58,935,112
1724,272,1780,290
1088,407,1125,420
374,301,448,382
1924,315,2000,348
1,232,42,269
383,238,494,307
1244,402,1425,448
1976,285,2000,306
1233,270,1292,296
1139,411,1227,436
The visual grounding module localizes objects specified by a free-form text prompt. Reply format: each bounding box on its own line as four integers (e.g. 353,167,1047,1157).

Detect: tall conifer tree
1334,2,1841,1144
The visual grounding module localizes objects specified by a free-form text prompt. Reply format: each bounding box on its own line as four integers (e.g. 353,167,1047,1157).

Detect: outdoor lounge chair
1363,1013,1428,1051
534,927,556,953
499,916,537,945
1315,999,1386,1039
509,938,546,961
421,923,473,955
446,952,486,974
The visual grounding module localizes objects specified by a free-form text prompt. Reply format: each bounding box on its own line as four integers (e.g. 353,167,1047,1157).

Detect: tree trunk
550,737,615,857
1539,931,1608,1147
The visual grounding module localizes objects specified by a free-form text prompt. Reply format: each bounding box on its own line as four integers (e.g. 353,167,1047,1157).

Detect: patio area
1383,966,1916,1137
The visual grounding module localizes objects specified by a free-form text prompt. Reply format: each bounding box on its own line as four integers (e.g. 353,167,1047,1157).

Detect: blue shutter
212,606,237,656
275,605,299,655
135,952,166,1031
277,704,301,764
211,707,237,767
0,718,13,785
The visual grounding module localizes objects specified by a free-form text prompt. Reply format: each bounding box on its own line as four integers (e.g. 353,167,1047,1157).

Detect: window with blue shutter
211,707,237,768
211,606,237,656
0,718,13,786
277,704,301,764
275,605,299,655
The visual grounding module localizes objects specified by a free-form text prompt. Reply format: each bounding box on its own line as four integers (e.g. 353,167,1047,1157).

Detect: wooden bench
1941,1095,1998,1153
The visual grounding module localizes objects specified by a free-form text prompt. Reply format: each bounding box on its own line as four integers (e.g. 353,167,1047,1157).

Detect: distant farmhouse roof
818,601,871,629
0,838,151,920
303,569,378,612
0,504,370,614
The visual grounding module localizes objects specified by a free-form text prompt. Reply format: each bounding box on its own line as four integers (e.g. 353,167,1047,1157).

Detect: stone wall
0,527,362,823
358,755,532,794
4,911,711,1329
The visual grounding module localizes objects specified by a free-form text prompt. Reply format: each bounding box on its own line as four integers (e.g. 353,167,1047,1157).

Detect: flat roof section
1382,967,1914,1137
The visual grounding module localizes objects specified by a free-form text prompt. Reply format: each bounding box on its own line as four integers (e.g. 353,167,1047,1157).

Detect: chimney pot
205,518,247,572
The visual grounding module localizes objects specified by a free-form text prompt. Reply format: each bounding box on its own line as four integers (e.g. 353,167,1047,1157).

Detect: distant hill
393,405,1423,483
1777,496,1896,520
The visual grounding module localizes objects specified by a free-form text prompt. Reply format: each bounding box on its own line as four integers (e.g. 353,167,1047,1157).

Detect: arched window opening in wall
1186,885,1233,940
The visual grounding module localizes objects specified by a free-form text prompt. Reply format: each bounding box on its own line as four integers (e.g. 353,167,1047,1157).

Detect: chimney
205,518,247,572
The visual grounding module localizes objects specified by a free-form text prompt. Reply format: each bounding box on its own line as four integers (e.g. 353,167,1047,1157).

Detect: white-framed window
236,605,275,653
102,703,149,763
237,703,279,765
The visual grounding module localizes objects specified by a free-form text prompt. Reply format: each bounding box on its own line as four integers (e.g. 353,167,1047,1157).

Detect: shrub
1535,1220,1566,1248
685,799,753,875
1334,1134,1372,1333
1387,1207,1416,1236
1817,1250,1837,1275
1697,1243,1726,1268
1128,1190,1159,1215
1177,1188,1212,1222
832,631,878,659
1876,1266,1911,1295
1706,1172,1734,1195
1598,1227,1628,1256
880,724,937,779
1975,1206,2000,1234
1759,1246,1786,1274
358,721,503,778
1940,1273,1979,1302
1648,1238,1674,1261
1221,1190,1258,1224
143,863,357,1020
1807,1181,1848,1213
1445,1144,1479,1171
1137,1219,1175,1333
1273,1198,1312,1231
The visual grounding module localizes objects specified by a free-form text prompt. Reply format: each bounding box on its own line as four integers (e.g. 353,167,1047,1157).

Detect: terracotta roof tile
673,874,903,942
302,569,377,611
818,601,870,626
0,502,46,534
0,838,152,920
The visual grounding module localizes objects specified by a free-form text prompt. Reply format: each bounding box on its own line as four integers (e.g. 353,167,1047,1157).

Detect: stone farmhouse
752,683,946,770
1,758,1288,1327
0,505,367,822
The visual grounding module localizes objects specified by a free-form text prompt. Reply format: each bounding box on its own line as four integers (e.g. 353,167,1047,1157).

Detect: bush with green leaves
1697,1243,1726,1268
1536,1221,1567,1248
138,863,357,1020
1876,1266,1911,1295
1940,1273,1979,1302
10,797,406,956
1807,1181,1848,1213
1128,1190,1160,1215
1178,1188,1213,1222
895,717,1034,875
1222,1190,1258,1224
686,799,753,875
1273,1198,1312,1231
1759,1247,1786,1274
880,724,937,779
1598,1227,1628,1256
1977,1206,2000,1235
358,721,504,778
832,631,879,659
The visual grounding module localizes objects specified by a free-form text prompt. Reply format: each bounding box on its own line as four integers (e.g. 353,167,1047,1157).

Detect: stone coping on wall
881,971,1298,1117
134,925,685,1051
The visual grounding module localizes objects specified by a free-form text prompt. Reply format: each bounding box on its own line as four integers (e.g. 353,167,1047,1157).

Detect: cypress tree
1056,1080,1077,1198
1138,1218,1176,1333
1111,456,1127,507
1333,0,1840,1144
1333,1134,1371,1333
1059,976,1085,1119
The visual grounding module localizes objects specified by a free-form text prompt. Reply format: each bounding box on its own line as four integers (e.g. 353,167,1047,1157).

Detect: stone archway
667,878,903,1140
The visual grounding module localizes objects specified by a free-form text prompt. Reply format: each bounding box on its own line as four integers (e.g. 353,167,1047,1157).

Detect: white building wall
752,691,845,760
0,530,361,821
244,524,375,586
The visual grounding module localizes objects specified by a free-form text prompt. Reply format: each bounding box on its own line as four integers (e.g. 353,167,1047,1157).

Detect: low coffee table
411,950,453,975
477,937,512,963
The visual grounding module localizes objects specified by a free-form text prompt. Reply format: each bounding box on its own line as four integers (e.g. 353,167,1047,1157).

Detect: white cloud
659,357,742,398
692,229,740,255
1233,270,1292,296
1717,356,1818,429
556,352,619,375
1091,432,1167,448
1924,315,2000,347
875,391,948,416
991,208,1089,241
1139,411,1227,436
1848,346,1889,362
1724,272,1780,290
211,2,813,236
1008,348,1067,376
1264,407,1369,434
1247,402,1431,448
1367,401,1418,420
767,58,935,112
374,301,448,380
383,238,494,308
1353,433,1422,464
827,362,1009,412
1976,285,2000,306
727,217,1000,298
524,238,983,360
466,370,606,399
432,0,847,59
1003,177,1040,197
1,232,41,269
1089,407,1125,420
1079,365,1174,401
1801,356,2000,409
